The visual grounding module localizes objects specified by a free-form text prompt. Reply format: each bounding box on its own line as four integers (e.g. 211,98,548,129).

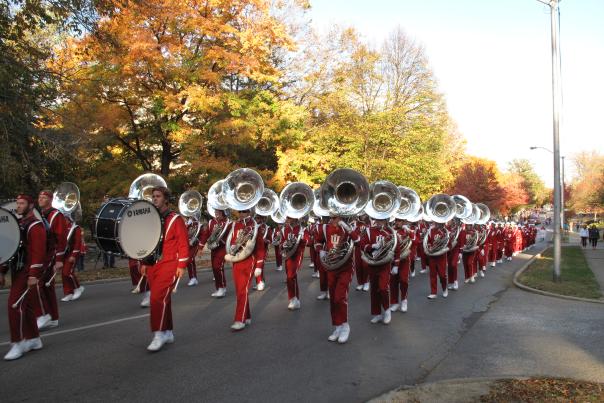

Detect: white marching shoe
316,292,329,300
47,320,58,329
309,262,315,268
400,299,408,312
389,303,400,311
491,262,496,267
337,323,350,344
411,270,416,278
245,319,252,326
362,282,370,292
163,330,174,344
140,291,151,307
370,315,383,324
427,294,437,299
276,265,283,272
442,289,449,298
420,269,427,274
479,270,485,278
355,284,363,291
311,272,320,278
470,276,476,283
256,281,265,291
36,314,51,329
26,338,43,351
497,259,503,264
61,294,74,302
72,286,85,300
453,281,459,290
447,284,454,290
4,342,26,361
187,278,198,286
328,326,341,342
212,288,226,298
231,321,246,331
147,331,167,352
288,297,301,310
383,309,392,325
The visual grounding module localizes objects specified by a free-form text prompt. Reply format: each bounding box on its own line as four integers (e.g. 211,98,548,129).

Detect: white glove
458,255,462,264
391,266,398,275
254,268,262,277
480,250,485,256
372,242,381,249
319,250,327,259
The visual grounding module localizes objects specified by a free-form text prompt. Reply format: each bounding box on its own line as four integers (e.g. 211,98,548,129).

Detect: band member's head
321,215,329,223
16,194,34,216
38,190,53,210
394,218,403,229
285,216,296,225
375,218,387,227
255,214,266,224
103,194,111,203
238,209,250,219
152,187,171,211
215,209,226,219
329,215,341,227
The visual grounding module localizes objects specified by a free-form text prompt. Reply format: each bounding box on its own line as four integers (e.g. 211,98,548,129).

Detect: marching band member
198,208,230,298
280,216,309,310
186,217,200,286
495,223,505,263
60,215,85,301
477,224,488,277
504,223,515,261
129,258,150,306
408,220,420,277
390,219,412,312
351,214,370,291
1,195,47,360
308,221,319,277
425,221,449,299
314,216,330,300
487,222,497,268
447,222,465,291
227,209,266,331
360,218,400,324
273,223,284,272
35,190,68,330
513,223,523,256
252,214,270,291
417,219,429,274
141,187,189,352
462,223,478,283
315,215,353,343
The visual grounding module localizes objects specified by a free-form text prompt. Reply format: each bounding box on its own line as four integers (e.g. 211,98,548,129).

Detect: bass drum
94,199,163,260
0,207,21,265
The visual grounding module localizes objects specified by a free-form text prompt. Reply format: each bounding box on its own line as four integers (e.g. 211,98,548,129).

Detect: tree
508,159,548,206
447,157,505,214
569,151,604,214
500,172,530,214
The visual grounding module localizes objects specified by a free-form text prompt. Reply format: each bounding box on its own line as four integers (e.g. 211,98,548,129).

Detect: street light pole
561,155,565,231
536,0,562,283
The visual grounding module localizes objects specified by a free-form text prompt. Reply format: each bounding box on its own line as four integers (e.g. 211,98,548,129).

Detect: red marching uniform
146,210,189,332
314,223,354,327
198,217,231,293
504,225,514,259
61,221,82,297
279,223,309,302
254,221,272,287
3,214,47,344
34,206,68,323
129,258,148,292
417,221,430,272
487,224,497,266
390,225,412,308
495,225,504,262
360,225,400,316
312,222,329,296
462,225,478,280
447,224,466,288
186,218,200,282
425,225,449,296
408,223,419,275
273,224,283,271
351,219,369,289
228,216,266,324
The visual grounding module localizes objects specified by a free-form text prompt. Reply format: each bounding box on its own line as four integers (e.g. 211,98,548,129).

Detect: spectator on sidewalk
588,225,600,249
579,226,589,248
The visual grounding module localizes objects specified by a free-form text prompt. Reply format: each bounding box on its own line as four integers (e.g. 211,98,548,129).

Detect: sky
307,0,604,187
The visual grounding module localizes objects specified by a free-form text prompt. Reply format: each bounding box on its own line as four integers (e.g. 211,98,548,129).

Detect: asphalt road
2,239,599,402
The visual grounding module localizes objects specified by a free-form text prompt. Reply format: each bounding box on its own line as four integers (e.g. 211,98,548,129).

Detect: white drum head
0,207,21,265
118,200,162,259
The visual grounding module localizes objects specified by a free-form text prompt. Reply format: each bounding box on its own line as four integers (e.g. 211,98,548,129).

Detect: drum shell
0,207,21,265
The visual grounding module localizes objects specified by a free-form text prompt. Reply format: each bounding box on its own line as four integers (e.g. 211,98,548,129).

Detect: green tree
508,159,548,206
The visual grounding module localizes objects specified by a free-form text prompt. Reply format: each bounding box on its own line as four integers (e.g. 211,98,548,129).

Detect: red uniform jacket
42,207,68,264
359,225,401,268
424,226,449,256
66,223,82,261
228,216,266,270
198,218,230,251
278,223,309,257
1,215,47,278
314,223,354,269
157,211,189,270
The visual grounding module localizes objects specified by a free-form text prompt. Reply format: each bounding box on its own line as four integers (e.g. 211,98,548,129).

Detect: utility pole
536,0,562,282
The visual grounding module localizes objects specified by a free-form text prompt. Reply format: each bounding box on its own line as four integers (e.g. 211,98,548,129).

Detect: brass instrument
422,194,456,257
179,190,204,245
128,173,167,202
224,222,258,263
361,226,398,266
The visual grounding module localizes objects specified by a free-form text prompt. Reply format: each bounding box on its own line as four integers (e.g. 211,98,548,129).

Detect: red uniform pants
419,244,429,270
504,241,513,258
327,265,353,326
447,248,461,285
61,259,80,296
147,261,177,332
187,244,199,279
409,245,417,274
354,246,368,286
232,255,256,323
211,247,227,290
317,259,328,292
496,241,504,261
33,264,59,320
255,245,267,285
478,245,488,269
285,248,305,299
7,270,40,343
390,257,410,305
488,242,497,264
129,260,149,291
462,251,476,279
274,245,282,268
369,265,390,315
428,254,447,294
309,246,317,272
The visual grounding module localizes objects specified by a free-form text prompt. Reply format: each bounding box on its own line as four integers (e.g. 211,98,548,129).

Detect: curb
512,249,604,305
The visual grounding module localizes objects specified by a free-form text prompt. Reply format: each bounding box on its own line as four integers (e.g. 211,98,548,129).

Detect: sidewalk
582,242,604,294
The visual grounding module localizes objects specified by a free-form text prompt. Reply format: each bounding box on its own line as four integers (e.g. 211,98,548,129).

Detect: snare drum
94,199,163,260
0,207,21,265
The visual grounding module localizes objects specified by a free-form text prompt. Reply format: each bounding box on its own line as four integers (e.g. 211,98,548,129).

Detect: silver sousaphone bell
312,187,330,217
207,179,229,218
364,180,401,220
475,203,491,225
129,173,168,202
255,188,280,216
452,194,473,220
279,182,314,219
52,182,81,218
424,194,457,224
179,190,204,244
320,168,369,216
222,168,264,211
394,186,421,221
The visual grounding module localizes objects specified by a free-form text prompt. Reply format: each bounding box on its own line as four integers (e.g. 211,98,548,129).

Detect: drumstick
45,270,57,287
11,288,30,309
172,277,181,293
132,274,146,294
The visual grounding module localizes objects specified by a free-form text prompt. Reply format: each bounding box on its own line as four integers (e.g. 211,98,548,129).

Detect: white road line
0,313,150,347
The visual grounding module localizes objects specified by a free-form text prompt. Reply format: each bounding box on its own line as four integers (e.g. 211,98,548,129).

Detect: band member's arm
254,230,266,270
314,225,325,252
28,222,47,278
301,227,309,247
174,216,190,271
359,229,373,253
68,226,82,262
197,220,212,251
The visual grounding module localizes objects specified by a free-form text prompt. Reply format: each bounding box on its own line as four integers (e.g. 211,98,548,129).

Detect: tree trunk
160,139,172,176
